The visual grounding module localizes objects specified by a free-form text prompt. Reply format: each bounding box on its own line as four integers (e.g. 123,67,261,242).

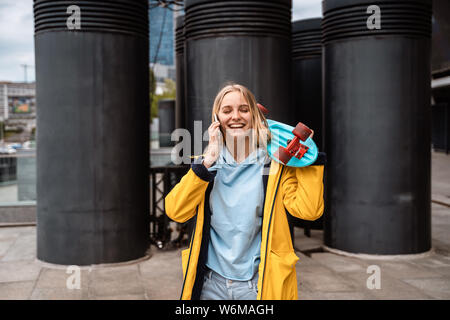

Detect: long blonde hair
211,83,271,149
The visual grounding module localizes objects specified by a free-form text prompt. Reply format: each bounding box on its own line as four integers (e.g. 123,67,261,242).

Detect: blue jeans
200,268,259,300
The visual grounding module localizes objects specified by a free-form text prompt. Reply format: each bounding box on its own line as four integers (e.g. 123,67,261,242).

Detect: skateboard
257,104,318,167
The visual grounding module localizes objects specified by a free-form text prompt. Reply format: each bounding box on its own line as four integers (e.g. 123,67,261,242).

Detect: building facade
149,3,174,66
0,82,36,142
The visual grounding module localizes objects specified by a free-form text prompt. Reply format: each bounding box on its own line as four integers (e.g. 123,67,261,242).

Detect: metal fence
149,165,191,249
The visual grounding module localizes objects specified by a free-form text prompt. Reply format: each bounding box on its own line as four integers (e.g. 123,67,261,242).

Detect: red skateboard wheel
257,103,269,115
293,122,312,142
274,146,292,165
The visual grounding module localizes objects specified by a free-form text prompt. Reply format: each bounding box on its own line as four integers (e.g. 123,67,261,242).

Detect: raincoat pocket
265,249,299,300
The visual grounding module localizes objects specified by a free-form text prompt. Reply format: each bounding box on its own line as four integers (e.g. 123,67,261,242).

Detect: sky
0,0,322,82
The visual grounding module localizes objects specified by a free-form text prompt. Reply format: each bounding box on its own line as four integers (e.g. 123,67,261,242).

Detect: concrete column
322,0,432,254
34,0,150,265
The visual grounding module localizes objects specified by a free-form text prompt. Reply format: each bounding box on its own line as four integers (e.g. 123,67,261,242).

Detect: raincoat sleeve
281,153,326,221
164,157,214,223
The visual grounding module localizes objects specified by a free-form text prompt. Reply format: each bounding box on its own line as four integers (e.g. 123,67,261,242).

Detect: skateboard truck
274,122,312,165
257,103,315,166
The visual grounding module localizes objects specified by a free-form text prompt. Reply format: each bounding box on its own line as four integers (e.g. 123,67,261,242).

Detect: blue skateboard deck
267,119,318,167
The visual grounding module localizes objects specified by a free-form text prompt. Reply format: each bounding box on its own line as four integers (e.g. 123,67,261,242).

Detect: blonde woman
165,83,325,300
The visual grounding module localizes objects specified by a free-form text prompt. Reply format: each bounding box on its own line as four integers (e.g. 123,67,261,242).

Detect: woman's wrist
203,158,213,168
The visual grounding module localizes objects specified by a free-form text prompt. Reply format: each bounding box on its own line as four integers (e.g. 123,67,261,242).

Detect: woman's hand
203,120,222,168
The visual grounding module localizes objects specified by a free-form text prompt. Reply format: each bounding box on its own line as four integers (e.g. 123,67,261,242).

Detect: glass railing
0,148,36,204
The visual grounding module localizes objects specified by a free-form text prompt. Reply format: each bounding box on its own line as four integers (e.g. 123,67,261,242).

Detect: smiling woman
165,83,325,301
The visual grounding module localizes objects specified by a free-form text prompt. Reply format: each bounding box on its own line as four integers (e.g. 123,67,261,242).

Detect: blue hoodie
206,145,269,281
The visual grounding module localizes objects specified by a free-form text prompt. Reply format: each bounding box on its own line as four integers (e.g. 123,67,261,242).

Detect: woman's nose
231,109,241,120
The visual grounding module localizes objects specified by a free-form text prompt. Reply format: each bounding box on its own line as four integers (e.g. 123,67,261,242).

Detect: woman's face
217,91,253,138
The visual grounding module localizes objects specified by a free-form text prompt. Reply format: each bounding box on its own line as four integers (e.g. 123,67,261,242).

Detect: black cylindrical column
185,0,293,154
175,15,186,130
323,0,432,254
289,19,324,239
158,99,176,147
292,18,324,151
34,0,150,265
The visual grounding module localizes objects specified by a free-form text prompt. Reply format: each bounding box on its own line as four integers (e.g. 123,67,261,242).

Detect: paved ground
0,151,449,300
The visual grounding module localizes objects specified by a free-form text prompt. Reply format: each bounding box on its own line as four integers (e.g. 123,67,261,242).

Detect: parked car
0,147,17,154
7,143,22,150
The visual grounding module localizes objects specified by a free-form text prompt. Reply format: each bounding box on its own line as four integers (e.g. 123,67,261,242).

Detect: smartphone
214,114,223,142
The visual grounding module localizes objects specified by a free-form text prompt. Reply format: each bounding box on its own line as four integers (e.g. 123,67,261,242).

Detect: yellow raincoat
165,154,325,300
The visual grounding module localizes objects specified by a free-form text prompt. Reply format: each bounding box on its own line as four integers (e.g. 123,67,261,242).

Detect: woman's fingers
203,120,222,167
208,121,221,142
209,120,220,129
